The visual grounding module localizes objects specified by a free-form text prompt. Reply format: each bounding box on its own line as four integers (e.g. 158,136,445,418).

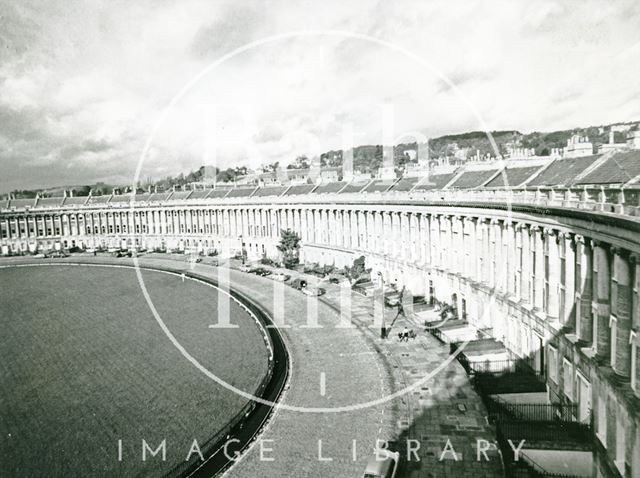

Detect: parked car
289,278,308,290
270,272,290,282
352,280,376,296
302,286,326,297
44,250,70,258
362,450,400,478
239,264,253,273
384,290,401,307
249,267,272,277
326,273,344,284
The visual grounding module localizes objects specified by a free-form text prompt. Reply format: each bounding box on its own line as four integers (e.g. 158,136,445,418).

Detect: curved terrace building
2,150,640,477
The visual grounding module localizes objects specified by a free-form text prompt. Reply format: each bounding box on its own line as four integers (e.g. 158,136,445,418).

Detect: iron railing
486,395,579,424
497,427,590,478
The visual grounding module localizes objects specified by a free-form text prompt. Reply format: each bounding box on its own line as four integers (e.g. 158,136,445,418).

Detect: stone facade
2,195,640,477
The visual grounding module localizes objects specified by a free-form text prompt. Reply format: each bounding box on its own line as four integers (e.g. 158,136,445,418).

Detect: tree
277,229,301,269
262,161,280,173
344,255,371,284
287,155,309,170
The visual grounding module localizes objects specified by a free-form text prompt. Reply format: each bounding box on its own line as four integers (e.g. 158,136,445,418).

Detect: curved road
2,255,397,478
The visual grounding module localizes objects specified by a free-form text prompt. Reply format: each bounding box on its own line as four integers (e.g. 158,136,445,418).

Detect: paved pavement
2,254,504,477
319,281,504,478
141,256,504,477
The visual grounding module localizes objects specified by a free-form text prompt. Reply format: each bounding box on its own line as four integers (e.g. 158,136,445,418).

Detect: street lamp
377,271,386,339
238,234,247,265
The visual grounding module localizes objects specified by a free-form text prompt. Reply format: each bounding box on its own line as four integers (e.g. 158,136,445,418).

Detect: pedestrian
401,326,409,342
181,273,185,283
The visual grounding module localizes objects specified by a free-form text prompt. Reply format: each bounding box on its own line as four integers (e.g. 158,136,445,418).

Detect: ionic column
453,216,462,274
489,219,497,288
468,218,478,281
564,234,577,328
421,214,430,266
533,226,545,310
390,212,399,258
612,249,632,378
342,210,350,248
300,208,308,243
496,221,506,291
504,222,514,295
547,230,561,320
359,211,367,251
631,257,640,396
516,223,528,301
476,219,485,281
593,241,611,360
381,211,390,255
374,211,382,254
398,212,407,261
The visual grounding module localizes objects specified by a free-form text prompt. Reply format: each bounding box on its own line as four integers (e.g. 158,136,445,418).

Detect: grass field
0,264,270,478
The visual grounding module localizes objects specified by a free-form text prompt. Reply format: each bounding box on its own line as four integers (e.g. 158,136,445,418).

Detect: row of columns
2,205,639,387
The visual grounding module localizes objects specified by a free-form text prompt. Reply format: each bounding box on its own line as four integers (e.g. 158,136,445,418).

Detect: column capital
610,246,630,258
566,232,578,250
592,239,610,250
629,252,640,264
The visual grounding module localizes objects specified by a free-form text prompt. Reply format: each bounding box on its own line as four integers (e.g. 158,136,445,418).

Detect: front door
533,335,545,375
576,374,591,423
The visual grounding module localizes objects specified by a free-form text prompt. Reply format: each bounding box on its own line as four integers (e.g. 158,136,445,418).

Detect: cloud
190,4,266,58
0,0,639,192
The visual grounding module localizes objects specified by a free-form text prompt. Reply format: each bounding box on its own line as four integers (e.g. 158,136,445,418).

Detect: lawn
0,264,270,477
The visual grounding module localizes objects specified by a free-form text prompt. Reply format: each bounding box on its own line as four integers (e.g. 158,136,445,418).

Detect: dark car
249,267,272,277
289,278,308,290
44,250,70,258
352,280,376,297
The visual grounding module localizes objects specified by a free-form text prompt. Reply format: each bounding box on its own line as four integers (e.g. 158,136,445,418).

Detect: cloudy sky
1,0,639,192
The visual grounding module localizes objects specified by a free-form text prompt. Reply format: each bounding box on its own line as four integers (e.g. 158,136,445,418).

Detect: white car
270,272,290,282
301,286,326,297
239,264,252,273
362,450,399,478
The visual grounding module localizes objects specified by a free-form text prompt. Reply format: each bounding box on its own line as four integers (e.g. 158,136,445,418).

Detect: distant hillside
428,130,520,158
319,122,636,171
7,120,636,198
520,128,626,155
